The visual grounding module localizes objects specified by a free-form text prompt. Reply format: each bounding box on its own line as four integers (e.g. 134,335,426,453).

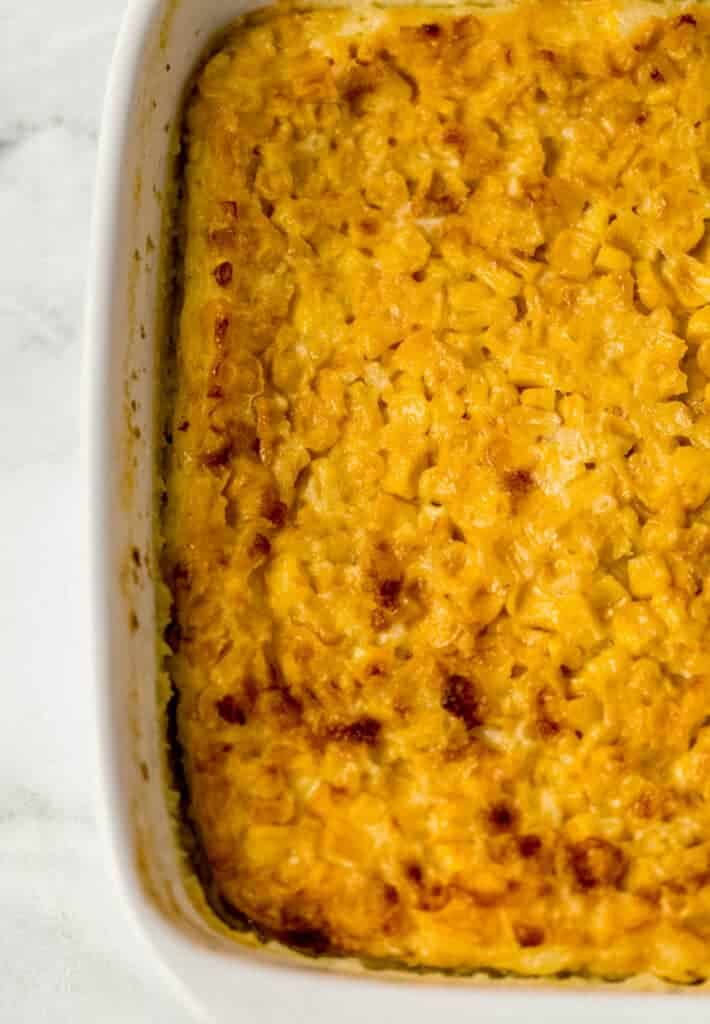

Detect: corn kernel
470,249,521,298
627,553,670,597
595,245,631,273
448,280,492,311
664,254,710,308
520,387,556,410
698,338,710,376
549,229,597,281
673,446,710,509
687,305,710,340
634,260,673,309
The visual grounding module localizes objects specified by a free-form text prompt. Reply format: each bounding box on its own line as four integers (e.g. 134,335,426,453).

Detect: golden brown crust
164,1,710,980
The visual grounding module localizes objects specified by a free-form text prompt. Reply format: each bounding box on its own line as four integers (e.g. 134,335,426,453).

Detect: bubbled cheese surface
164,1,710,979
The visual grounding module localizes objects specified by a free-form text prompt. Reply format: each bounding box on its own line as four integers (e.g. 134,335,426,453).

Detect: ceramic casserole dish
84,0,710,1018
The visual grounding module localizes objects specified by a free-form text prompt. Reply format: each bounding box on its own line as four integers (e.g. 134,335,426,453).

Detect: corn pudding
163,1,710,979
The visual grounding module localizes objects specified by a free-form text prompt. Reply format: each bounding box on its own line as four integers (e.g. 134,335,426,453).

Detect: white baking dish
84,0,710,1018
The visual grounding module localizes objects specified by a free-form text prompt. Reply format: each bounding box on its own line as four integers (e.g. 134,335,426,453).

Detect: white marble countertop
0,3,196,1020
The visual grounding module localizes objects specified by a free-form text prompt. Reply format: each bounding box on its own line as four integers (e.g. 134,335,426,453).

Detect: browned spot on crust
423,169,463,214
420,22,442,37
518,834,542,857
536,686,561,738
282,925,332,956
677,13,696,26
567,837,627,889
327,717,381,744
417,882,450,911
262,495,288,527
178,419,190,431
221,200,239,218
202,442,233,471
249,532,272,559
441,673,484,730
343,80,375,107
170,560,191,594
164,619,181,652
360,218,378,235
405,862,423,884
504,468,534,497
129,610,140,633
443,128,466,153
514,923,545,947
214,261,233,286
131,546,142,568
216,695,246,725
650,68,664,82
383,883,399,905
488,801,518,832
368,541,403,609
379,577,403,610
435,194,461,214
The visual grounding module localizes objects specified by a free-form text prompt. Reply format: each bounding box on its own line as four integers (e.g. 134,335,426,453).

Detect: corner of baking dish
82,0,710,1018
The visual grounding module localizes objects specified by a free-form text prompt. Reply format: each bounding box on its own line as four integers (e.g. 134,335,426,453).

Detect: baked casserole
163,0,710,980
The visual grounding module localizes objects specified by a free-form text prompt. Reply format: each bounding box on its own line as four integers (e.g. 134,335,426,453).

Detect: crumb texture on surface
164,1,710,979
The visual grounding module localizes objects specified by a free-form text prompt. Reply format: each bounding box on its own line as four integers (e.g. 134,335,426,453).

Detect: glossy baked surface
164,1,710,979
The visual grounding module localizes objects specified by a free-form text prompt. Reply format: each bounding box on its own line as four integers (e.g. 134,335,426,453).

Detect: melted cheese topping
164,1,710,980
